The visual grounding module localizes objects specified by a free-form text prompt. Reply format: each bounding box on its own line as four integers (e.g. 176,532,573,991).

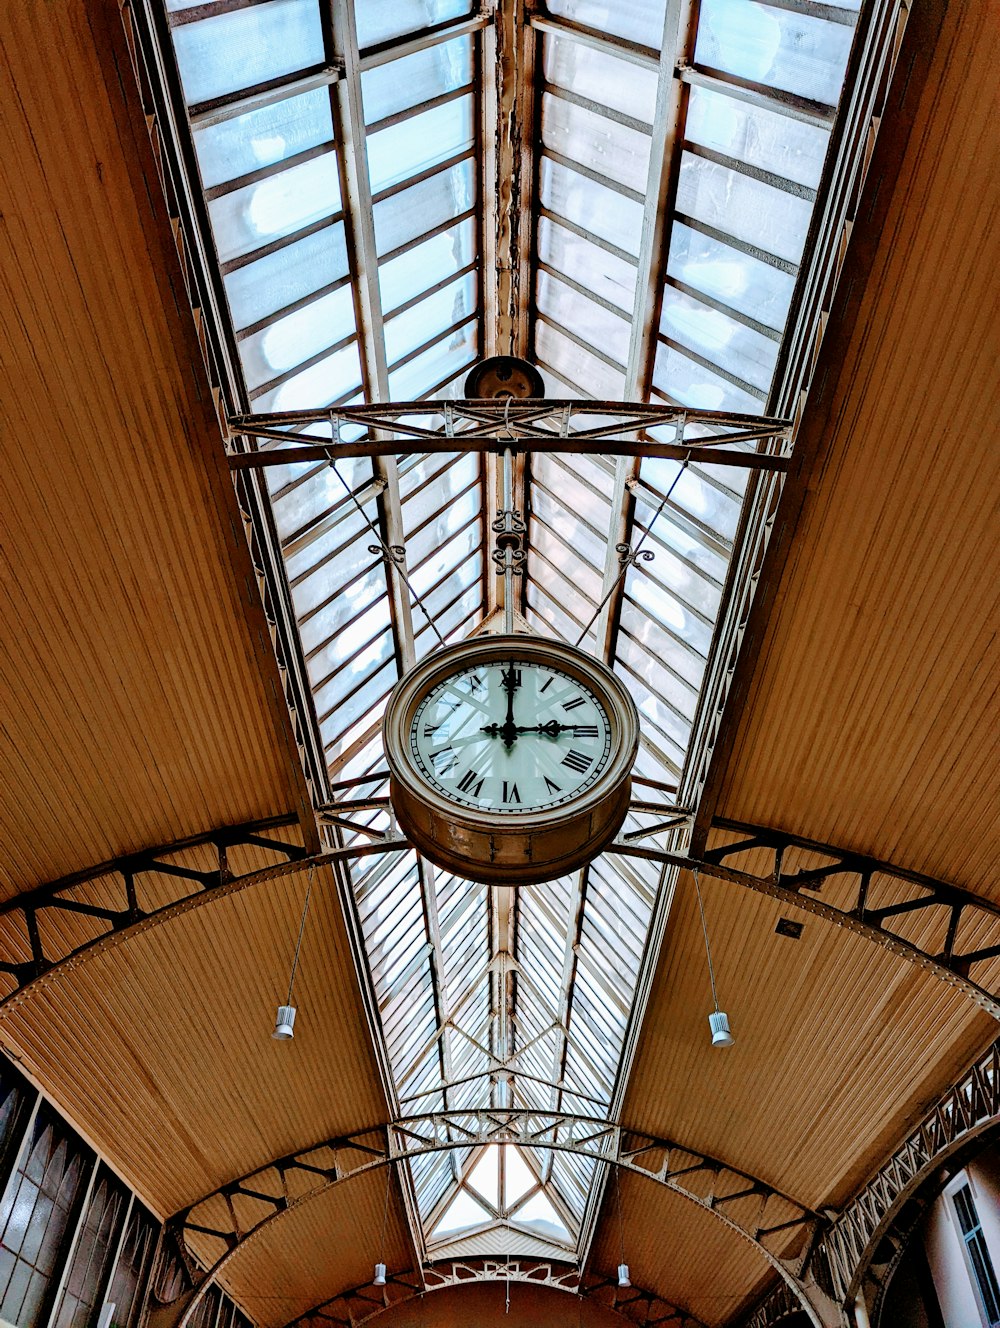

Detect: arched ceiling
0,0,996,1326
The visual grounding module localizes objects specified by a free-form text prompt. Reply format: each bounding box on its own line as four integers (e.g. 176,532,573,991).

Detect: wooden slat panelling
707,0,999,895
218,1171,413,1328
620,869,995,1212
0,865,388,1216
0,0,312,894
588,1175,772,1327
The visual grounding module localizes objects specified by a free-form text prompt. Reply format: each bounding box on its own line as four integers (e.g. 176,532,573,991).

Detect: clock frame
383,635,639,885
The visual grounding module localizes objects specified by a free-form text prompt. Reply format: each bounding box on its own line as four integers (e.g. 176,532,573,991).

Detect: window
954,1182,1000,1327
0,1107,92,1328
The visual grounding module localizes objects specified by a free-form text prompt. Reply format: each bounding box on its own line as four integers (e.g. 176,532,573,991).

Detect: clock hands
479,718,595,740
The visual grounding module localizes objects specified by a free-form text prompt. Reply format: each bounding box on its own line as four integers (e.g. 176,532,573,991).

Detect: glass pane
362,36,473,123
253,339,362,411
536,272,630,368
107,1207,157,1328
667,221,795,333
388,321,478,399
535,321,625,398
209,151,342,263
685,84,829,189
543,32,659,123
385,272,478,367
660,287,777,393
379,218,475,313
173,1,324,106
52,1172,127,1328
539,158,644,256
676,152,811,264
193,87,333,189
538,217,636,313
239,285,356,390
223,221,349,330
545,0,667,49
653,340,764,412
541,93,651,194
367,95,475,194
695,0,855,107
355,0,474,50
374,160,475,256
0,1112,92,1328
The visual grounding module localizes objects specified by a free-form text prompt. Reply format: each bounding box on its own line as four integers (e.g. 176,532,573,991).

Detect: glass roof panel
144,0,865,1270
695,0,854,105
362,35,473,122
545,0,667,49
367,96,475,194
432,1188,491,1240
355,0,474,50
172,0,324,106
193,87,334,189
685,84,829,190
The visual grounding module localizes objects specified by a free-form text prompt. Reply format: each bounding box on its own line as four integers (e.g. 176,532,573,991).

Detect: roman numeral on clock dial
457,769,484,797
561,749,592,774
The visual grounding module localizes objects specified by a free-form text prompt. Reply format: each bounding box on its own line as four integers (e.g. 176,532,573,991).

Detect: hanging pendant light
693,868,735,1048
271,868,313,1042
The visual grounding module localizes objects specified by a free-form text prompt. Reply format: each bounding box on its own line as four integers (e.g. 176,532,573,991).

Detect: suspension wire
379,1159,391,1264
574,453,691,649
285,865,314,1008
615,1164,626,1268
327,451,446,648
692,867,721,1012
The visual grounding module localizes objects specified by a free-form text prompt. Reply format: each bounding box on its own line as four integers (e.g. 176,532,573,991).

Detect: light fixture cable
693,867,735,1047
615,1166,629,1288
692,866,719,1013
272,865,314,1040
285,865,314,1010
374,1161,391,1286
327,450,446,647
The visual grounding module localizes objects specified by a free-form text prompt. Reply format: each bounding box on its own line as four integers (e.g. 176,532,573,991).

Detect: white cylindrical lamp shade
709,1010,734,1047
273,1004,296,1040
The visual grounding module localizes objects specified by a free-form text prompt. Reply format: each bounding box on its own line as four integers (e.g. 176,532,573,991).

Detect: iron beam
229,435,788,471
283,1258,712,1328
613,824,1000,1021
2,810,996,1027
0,823,406,1018
163,1109,819,1328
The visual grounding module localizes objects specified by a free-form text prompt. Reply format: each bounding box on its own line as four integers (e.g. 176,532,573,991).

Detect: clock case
383,635,639,885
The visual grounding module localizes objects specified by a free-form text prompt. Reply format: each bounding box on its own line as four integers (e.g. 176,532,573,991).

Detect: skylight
133,0,861,1275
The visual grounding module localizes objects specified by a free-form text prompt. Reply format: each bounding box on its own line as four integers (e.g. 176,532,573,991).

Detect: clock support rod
492,444,527,636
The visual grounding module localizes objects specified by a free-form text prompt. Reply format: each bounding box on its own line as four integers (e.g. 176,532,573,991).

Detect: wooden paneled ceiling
0,0,996,1325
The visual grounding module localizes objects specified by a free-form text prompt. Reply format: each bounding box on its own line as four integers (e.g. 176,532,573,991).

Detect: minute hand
513,720,595,737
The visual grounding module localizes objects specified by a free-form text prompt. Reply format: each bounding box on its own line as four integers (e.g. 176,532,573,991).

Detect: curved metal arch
281,1258,712,1328
2,808,997,1025
613,820,1000,1020
740,1285,811,1328
816,1037,1000,1304
0,819,407,1018
166,1110,821,1328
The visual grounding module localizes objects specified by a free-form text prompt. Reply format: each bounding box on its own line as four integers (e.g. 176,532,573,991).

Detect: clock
382,636,639,884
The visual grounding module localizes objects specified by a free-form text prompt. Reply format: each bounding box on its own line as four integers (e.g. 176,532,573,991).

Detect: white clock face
410,660,614,813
